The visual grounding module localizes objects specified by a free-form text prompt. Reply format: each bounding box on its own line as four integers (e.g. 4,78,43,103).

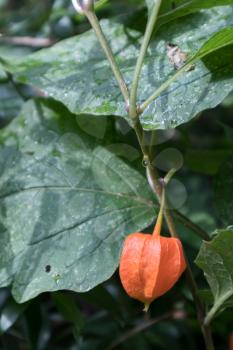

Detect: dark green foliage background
0,0,233,349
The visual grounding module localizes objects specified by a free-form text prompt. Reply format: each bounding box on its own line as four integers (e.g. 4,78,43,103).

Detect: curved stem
81,6,215,350
147,166,215,350
146,165,178,238
152,180,165,236
204,291,232,326
153,168,176,236
106,311,173,350
140,63,188,112
173,210,210,241
129,0,162,119
85,11,129,104
146,165,210,241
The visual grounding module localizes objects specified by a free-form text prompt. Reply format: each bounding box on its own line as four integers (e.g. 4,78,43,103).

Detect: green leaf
215,154,233,225
140,24,233,129
5,6,233,130
195,228,233,324
157,1,233,27
192,27,233,59
0,100,155,303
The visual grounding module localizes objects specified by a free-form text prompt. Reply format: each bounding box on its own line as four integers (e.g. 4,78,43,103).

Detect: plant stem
147,166,215,350
106,311,173,350
129,0,162,119
140,62,189,112
204,291,232,326
126,0,215,347
153,168,176,236
173,210,210,241
146,165,179,237
0,36,55,47
145,151,210,242
152,178,165,236
85,11,129,104
202,325,216,350
84,7,215,349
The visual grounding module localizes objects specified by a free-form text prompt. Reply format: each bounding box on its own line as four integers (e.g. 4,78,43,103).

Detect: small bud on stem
71,0,94,14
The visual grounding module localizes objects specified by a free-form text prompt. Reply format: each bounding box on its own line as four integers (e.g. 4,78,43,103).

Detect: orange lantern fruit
119,175,186,311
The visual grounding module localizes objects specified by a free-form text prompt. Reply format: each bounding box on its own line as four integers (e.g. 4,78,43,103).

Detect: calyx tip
143,302,150,312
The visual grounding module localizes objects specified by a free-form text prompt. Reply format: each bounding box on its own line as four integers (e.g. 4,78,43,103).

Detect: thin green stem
153,180,165,236
146,165,178,237
147,166,215,350
173,210,210,241
204,291,232,326
129,0,162,119
85,11,129,104
202,326,216,350
82,6,215,350
140,63,188,112
146,165,210,242
133,119,149,157
153,168,176,236
106,312,172,350
164,168,176,185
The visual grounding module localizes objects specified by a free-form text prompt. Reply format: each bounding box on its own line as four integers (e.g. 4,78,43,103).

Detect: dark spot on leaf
45,265,51,273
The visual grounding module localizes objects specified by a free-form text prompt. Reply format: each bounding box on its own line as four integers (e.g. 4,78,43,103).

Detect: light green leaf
215,154,233,225
192,27,233,59
140,24,233,129
0,100,156,302
195,228,233,324
5,7,233,129
157,0,233,27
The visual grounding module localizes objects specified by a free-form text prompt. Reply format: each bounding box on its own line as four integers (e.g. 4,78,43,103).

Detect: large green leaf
195,228,233,324
215,154,233,225
5,6,233,130
0,100,155,302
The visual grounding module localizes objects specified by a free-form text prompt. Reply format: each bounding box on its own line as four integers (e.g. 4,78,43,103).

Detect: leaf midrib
0,185,154,207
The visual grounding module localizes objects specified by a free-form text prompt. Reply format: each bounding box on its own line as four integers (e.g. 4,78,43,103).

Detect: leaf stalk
84,10,130,104
74,3,215,349
129,0,162,120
